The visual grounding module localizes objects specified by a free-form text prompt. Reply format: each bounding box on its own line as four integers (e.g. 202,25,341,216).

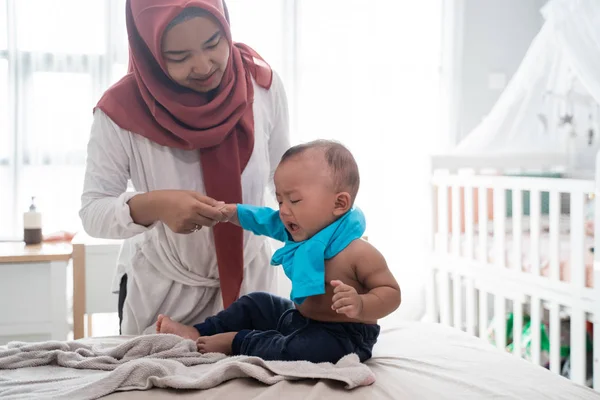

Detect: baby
156,140,401,363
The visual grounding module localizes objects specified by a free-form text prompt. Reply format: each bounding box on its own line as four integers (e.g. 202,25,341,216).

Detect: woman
79,0,290,335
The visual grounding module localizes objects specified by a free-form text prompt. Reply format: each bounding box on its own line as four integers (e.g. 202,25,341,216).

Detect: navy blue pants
194,292,380,363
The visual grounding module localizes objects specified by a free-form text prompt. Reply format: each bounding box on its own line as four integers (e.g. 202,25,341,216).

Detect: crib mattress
437,217,595,288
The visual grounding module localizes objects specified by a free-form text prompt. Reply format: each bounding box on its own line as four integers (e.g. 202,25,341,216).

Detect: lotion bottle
23,196,42,245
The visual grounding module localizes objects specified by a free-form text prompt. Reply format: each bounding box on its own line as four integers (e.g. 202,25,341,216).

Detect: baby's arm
219,203,288,242
332,241,401,321
356,244,401,320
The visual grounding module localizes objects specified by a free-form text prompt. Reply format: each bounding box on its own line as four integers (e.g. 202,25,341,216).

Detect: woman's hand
157,190,227,233
129,190,226,234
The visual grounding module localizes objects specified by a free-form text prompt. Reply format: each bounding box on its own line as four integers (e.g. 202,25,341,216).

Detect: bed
427,153,600,390
1,321,597,399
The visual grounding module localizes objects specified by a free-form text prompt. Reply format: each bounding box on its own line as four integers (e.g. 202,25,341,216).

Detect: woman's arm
267,71,291,193
79,109,151,239
80,110,225,239
127,192,162,227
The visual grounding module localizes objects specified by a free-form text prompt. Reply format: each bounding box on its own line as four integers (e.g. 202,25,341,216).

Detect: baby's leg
194,292,293,336
196,332,237,355
156,315,201,340
200,323,353,363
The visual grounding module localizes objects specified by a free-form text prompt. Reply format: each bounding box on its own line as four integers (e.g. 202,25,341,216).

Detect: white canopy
455,0,600,170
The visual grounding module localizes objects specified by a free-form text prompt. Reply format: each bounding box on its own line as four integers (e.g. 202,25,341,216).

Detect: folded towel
0,334,375,399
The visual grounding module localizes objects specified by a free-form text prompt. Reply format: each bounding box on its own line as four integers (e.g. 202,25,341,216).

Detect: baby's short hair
280,140,360,203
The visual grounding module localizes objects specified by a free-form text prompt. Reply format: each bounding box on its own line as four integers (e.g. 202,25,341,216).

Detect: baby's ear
333,192,352,216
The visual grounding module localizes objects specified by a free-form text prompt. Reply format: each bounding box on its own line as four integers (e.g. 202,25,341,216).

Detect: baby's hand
218,204,237,223
331,280,363,319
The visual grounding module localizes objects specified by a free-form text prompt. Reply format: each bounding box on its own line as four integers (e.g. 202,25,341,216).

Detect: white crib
426,152,600,390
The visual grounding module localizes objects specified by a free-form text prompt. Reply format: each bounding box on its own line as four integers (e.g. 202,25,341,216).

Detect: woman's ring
192,224,200,232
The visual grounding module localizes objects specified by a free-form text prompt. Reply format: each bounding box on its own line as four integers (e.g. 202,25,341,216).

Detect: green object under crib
488,312,592,368
504,313,567,363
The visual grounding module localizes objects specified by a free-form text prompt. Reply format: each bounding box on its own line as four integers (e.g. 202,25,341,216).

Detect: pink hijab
96,0,273,308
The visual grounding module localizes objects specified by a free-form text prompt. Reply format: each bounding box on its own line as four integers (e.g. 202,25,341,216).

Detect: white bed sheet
1,322,597,399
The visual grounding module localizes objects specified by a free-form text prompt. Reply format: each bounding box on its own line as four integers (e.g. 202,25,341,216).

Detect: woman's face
161,14,230,93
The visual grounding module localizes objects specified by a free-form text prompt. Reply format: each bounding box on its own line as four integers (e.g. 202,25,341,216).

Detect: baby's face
274,154,339,242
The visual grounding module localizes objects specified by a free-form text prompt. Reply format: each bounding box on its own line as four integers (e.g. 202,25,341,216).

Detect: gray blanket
0,334,374,400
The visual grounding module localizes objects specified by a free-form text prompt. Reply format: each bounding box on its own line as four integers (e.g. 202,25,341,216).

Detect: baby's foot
156,314,200,340
196,332,237,355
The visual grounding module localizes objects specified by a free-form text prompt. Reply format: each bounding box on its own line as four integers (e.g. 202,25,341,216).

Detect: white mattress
1,322,597,399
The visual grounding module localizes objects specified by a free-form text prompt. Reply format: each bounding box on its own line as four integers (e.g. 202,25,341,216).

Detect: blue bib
237,205,366,304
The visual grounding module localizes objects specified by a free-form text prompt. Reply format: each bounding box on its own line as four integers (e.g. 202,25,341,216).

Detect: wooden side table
0,242,72,345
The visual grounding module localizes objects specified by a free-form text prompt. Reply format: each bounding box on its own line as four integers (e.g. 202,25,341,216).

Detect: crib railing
428,170,599,389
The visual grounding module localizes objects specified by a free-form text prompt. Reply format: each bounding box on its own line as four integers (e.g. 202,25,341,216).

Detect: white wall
457,0,548,140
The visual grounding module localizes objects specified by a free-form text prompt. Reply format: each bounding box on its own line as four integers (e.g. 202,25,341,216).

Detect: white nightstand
0,242,72,345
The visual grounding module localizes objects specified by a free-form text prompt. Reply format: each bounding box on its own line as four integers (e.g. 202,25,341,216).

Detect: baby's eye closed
290,199,301,204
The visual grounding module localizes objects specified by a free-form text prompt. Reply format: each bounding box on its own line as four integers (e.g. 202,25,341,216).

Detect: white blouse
79,72,290,335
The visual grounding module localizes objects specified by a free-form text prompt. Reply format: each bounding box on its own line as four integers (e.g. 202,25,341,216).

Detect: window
0,60,8,164
0,0,289,239
0,0,6,50
1,0,12,238
17,72,94,235
15,0,106,54
1,0,128,239
0,59,10,238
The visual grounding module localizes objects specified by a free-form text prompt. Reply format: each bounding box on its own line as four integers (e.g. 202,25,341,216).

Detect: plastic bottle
23,196,42,245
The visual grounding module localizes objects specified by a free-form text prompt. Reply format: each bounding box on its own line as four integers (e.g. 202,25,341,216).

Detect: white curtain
0,0,129,239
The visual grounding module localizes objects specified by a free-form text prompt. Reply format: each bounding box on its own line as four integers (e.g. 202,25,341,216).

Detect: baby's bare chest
324,250,359,284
